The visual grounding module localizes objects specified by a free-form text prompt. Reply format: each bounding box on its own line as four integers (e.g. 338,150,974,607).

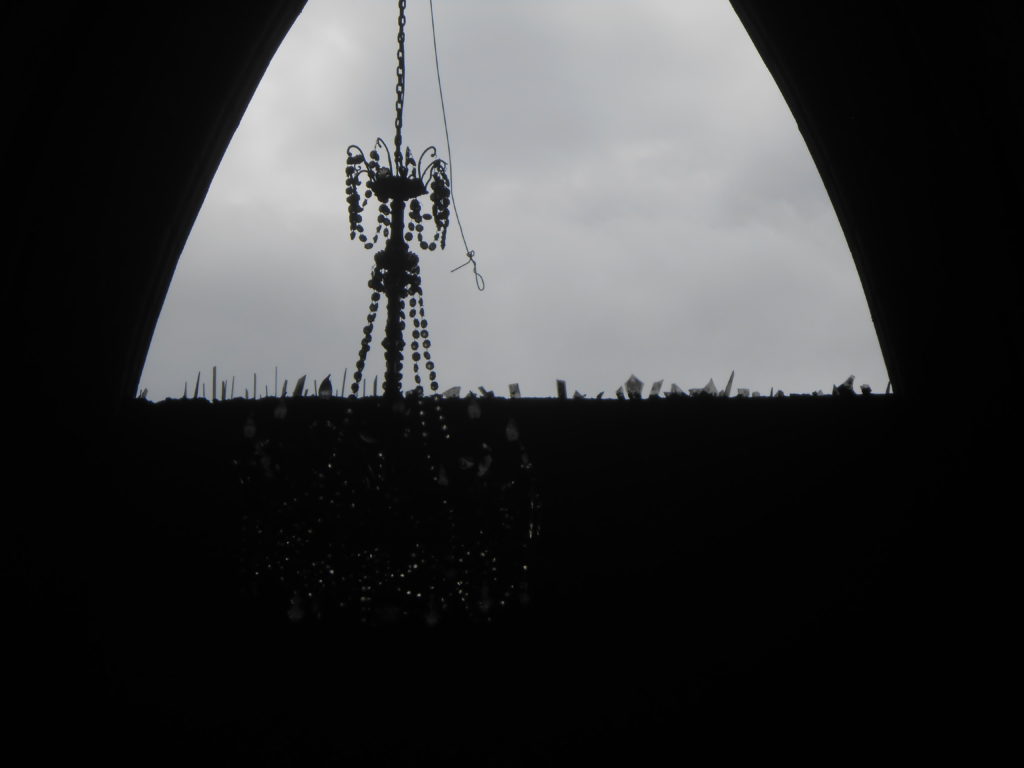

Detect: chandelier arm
419,158,447,184
374,138,394,174
416,146,439,177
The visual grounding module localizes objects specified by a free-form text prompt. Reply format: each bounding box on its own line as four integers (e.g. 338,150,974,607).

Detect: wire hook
450,250,485,291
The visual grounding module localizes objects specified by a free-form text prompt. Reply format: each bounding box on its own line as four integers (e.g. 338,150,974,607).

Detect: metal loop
450,250,486,291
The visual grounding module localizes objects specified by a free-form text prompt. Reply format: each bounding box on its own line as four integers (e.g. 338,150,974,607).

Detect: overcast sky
141,0,890,400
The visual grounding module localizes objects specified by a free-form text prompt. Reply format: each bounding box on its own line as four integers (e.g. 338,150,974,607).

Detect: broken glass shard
442,386,461,399
625,374,643,399
834,375,856,396
723,371,735,397
649,380,663,397
508,383,521,399
702,378,717,396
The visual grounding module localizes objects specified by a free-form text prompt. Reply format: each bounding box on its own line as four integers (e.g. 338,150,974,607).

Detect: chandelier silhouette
238,0,539,628
346,0,452,399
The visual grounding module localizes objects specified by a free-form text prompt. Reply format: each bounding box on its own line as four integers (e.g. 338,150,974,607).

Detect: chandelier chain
394,0,407,163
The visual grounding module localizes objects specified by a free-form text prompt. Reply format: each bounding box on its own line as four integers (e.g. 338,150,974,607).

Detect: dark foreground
25,394,1004,762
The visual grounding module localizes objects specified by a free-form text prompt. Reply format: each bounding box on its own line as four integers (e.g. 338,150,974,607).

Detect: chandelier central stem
381,199,413,398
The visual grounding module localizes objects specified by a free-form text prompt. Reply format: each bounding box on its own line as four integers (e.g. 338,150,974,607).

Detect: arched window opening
141,0,888,400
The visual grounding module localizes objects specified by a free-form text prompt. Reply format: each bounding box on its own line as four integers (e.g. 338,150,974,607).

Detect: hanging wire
429,0,485,291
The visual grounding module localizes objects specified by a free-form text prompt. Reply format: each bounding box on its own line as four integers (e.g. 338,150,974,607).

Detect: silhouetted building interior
4,1,1019,761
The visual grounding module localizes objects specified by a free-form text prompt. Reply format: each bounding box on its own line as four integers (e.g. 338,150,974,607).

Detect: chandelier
345,0,452,399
